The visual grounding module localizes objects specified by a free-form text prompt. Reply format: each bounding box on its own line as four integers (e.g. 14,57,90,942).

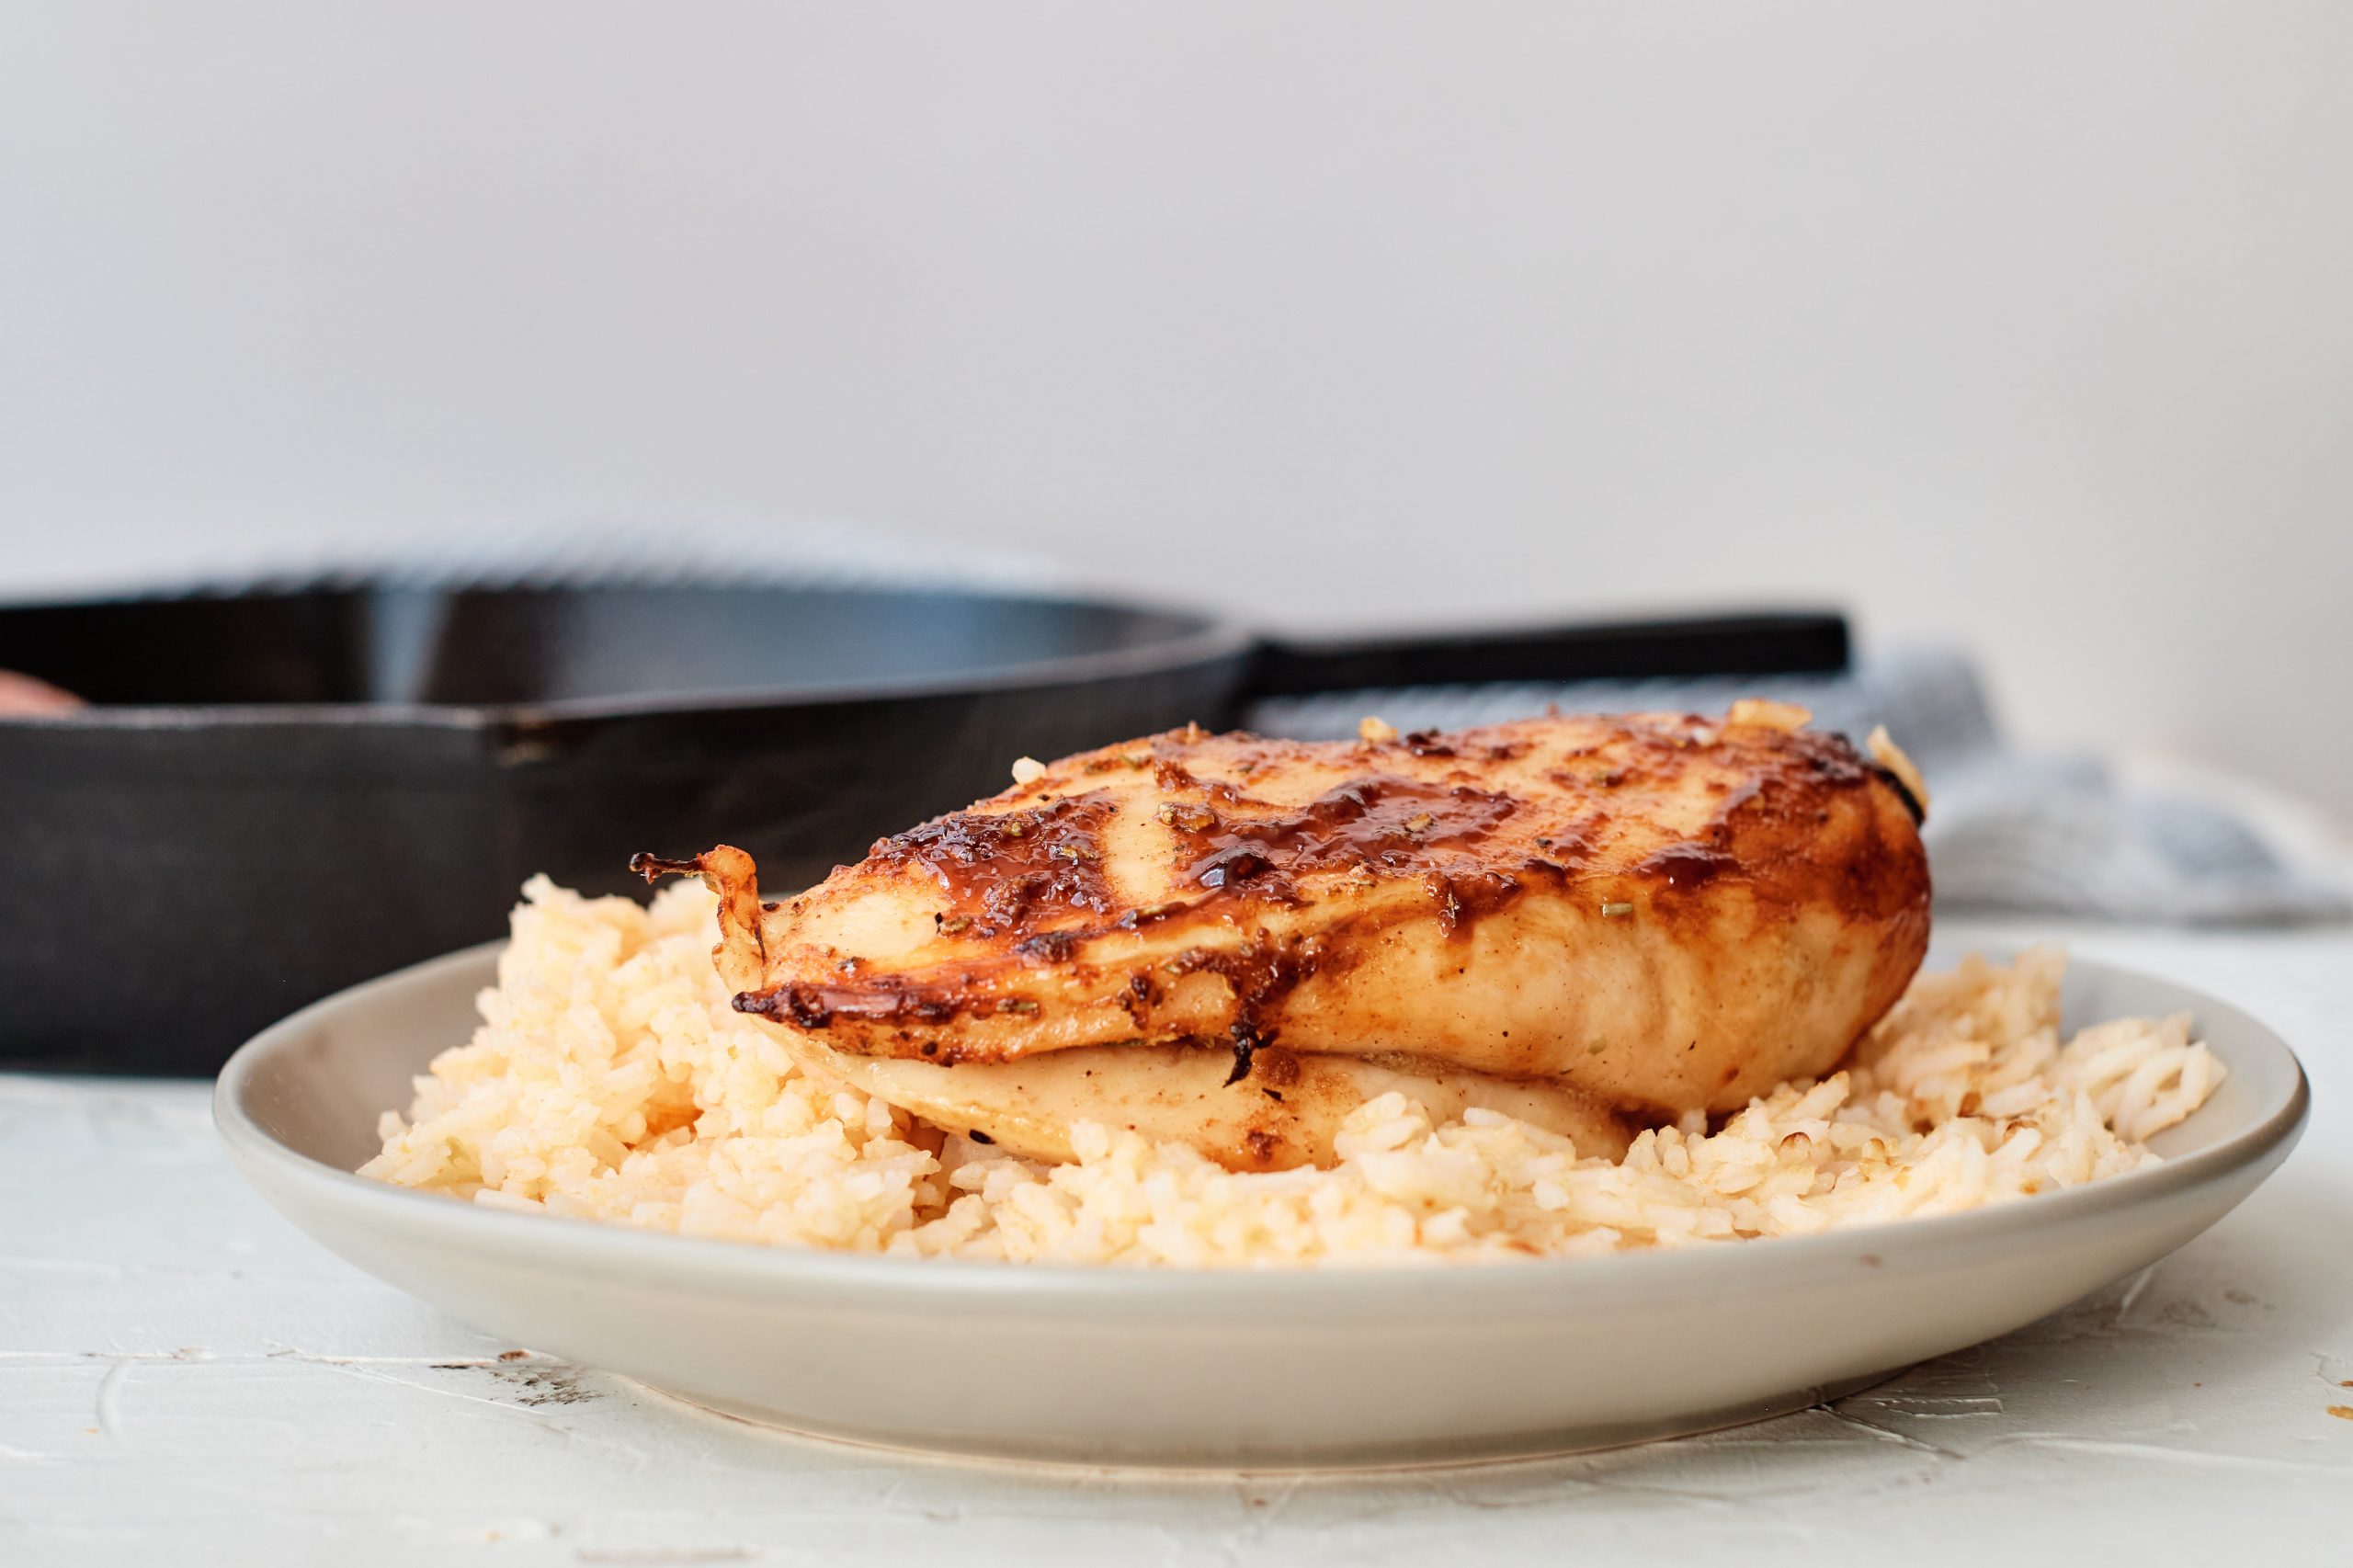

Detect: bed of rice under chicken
360,877,2224,1266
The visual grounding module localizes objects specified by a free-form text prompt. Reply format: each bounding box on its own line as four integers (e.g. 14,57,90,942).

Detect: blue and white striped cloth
1249,648,2350,926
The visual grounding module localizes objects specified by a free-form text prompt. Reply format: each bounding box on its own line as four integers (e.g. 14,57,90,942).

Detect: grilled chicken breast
640,703,1930,1171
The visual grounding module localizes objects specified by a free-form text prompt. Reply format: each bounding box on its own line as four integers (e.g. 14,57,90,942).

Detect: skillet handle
1244,609,1849,699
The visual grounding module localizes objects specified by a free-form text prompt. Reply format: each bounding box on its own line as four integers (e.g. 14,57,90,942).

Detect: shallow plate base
634,1369,1909,1471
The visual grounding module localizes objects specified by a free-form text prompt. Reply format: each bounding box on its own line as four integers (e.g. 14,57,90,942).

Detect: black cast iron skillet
0,585,1847,1074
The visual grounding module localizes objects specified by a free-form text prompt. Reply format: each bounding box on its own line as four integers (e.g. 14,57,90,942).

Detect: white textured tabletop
6,917,2349,1566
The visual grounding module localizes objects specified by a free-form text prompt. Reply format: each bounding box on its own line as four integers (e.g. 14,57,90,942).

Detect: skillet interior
0,584,1224,709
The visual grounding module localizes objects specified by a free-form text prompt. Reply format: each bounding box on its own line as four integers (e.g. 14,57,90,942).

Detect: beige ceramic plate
216,941,2306,1468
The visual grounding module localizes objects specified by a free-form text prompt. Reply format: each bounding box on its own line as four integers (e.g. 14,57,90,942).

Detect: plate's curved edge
215,938,2312,1311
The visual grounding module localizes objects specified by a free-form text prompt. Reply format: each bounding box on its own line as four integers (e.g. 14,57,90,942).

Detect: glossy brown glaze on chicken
638,703,1931,1171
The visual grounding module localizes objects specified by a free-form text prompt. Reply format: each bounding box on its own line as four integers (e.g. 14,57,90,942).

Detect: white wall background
4,4,2349,809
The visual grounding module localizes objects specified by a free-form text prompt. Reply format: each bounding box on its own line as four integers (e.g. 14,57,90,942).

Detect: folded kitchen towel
1247,647,2353,926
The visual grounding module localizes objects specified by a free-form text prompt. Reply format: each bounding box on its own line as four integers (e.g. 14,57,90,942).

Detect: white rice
360,878,2224,1267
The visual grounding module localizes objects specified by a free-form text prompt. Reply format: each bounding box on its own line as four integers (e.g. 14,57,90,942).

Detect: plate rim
215,937,2311,1312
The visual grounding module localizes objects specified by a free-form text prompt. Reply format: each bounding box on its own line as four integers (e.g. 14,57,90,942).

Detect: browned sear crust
642,708,1931,1171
